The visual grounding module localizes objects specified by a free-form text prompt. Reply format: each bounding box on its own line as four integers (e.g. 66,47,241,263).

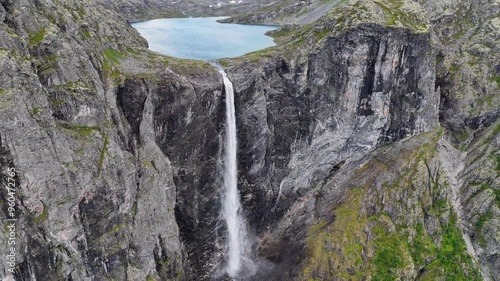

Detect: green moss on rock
300,131,481,280
423,212,482,280
410,223,437,267
67,124,99,138
29,27,47,46
34,203,49,224
301,188,368,280
102,49,125,83
97,136,109,172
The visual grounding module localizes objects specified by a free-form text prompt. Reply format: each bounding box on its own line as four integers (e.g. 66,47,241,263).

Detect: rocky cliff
0,0,498,280
0,0,222,280
218,0,498,279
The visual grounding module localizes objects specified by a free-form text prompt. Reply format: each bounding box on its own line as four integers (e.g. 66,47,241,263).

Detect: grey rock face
458,123,500,280
0,0,498,280
0,0,219,280
420,0,500,143
152,75,224,279
226,24,439,231
111,70,224,280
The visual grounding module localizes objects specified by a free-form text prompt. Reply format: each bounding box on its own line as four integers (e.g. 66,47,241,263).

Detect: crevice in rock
0,0,15,28
116,78,148,138
153,234,182,280
357,37,379,116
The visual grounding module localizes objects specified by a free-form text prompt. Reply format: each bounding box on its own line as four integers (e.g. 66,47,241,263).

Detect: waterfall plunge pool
131,17,279,61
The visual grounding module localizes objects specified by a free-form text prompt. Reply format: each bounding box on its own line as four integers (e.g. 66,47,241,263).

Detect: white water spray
219,68,255,279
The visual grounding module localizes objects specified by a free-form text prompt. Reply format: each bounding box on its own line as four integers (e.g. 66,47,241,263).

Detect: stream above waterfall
132,17,278,61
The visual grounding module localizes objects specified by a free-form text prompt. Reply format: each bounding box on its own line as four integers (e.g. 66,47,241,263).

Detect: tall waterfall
218,68,255,278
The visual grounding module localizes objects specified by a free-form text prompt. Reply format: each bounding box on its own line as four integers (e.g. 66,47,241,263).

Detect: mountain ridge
0,0,498,280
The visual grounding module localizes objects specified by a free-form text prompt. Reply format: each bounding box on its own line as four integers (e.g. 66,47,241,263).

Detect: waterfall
218,68,255,279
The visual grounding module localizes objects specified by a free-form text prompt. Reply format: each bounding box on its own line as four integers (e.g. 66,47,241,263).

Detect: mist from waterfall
219,68,256,279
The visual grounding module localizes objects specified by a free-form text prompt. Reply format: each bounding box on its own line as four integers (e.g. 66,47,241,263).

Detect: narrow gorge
0,0,498,280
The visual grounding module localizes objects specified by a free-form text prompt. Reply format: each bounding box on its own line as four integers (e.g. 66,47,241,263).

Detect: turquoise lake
131,17,278,61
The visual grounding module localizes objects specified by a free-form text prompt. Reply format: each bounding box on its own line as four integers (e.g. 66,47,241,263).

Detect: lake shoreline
132,17,278,61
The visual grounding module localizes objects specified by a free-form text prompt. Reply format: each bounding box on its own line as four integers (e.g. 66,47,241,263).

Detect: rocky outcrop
219,0,498,280
457,122,500,280
225,10,438,233
95,0,186,20
0,0,222,280
0,0,498,280
424,0,499,144
258,129,485,280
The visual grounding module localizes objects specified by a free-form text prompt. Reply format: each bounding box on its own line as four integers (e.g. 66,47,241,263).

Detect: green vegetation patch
490,75,500,88
373,0,428,31
29,27,47,46
301,188,368,280
421,212,482,280
475,209,494,247
242,48,278,62
70,124,99,138
54,80,92,93
369,214,412,281
300,130,477,281
410,223,437,267
104,49,125,64
438,212,482,279
58,122,100,141
34,203,49,224
81,30,91,39
98,136,109,172
31,107,42,116
102,48,126,83
50,98,65,107
0,88,15,109
131,203,138,217
475,210,493,232
110,222,124,233
471,183,500,209
36,54,58,76
485,184,500,208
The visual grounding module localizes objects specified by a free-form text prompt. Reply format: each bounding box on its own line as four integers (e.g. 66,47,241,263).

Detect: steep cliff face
226,23,438,229
428,0,499,143
0,0,222,280
259,129,485,281
0,0,498,280
219,0,498,280
457,122,500,279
